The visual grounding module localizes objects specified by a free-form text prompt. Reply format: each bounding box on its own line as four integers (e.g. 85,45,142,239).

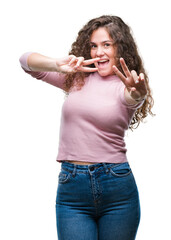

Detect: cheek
110,58,115,66
111,49,117,65
109,51,116,66
90,50,95,58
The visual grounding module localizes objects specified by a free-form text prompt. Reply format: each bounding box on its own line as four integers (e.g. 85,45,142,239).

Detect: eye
104,43,111,48
90,44,97,49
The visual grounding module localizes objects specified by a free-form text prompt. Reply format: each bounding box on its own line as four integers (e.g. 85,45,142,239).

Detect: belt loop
72,164,77,177
102,163,110,174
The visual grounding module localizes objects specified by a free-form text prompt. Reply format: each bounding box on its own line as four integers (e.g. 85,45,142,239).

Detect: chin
98,70,114,77
98,72,108,77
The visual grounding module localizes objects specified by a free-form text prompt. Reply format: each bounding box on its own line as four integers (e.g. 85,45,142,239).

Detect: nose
96,46,104,57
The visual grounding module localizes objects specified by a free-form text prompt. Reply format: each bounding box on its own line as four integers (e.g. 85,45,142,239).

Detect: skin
90,27,116,76
27,52,100,73
113,58,147,102
58,55,100,73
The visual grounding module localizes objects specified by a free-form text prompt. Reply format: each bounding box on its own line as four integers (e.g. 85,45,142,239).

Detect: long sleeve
19,52,66,90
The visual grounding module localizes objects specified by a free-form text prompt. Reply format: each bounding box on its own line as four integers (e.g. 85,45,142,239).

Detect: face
90,27,116,77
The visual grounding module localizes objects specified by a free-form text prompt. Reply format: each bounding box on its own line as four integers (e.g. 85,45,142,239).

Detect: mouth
97,59,109,68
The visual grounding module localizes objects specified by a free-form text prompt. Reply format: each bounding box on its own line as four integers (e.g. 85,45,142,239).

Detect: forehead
90,27,112,42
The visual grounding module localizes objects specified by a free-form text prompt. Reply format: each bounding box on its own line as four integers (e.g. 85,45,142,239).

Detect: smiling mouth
97,59,109,68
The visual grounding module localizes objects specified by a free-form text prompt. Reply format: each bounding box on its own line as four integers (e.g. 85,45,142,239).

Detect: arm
26,52,60,72
19,52,66,89
124,88,145,105
19,52,100,89
20,52,100,73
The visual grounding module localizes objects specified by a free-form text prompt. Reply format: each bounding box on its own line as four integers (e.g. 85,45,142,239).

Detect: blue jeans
56,161,140,240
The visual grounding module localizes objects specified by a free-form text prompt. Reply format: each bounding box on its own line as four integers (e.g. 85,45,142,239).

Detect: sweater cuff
120,85,145,109
19,52,33,71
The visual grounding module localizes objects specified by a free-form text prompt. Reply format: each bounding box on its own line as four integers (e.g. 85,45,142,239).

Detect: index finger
83,58,100,66
120,58,131,77
113,65,127,84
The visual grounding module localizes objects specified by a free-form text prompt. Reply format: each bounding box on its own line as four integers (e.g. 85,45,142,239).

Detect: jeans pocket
58,169,72,184
109,162,132,177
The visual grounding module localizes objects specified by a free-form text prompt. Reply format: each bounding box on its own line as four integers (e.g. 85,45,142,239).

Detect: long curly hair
63,15,154,130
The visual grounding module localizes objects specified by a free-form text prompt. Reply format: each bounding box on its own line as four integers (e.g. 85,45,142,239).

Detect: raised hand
113,58,147,101
56,55,100,73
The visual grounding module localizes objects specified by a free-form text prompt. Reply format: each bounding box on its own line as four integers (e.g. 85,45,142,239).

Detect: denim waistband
60,161,129,176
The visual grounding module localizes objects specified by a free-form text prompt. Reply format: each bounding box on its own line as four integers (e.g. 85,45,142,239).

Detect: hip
56,161,140,212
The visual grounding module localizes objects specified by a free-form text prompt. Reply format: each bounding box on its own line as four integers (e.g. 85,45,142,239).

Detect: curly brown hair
63,15,154,130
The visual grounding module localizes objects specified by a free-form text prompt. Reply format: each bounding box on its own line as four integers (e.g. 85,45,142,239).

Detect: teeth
99,60,108,63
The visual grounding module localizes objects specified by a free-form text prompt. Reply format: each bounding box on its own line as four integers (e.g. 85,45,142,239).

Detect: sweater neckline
91,72,121,82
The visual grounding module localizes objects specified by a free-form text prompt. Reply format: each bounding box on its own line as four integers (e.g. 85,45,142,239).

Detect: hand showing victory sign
57,55,100,73
113,58,147,101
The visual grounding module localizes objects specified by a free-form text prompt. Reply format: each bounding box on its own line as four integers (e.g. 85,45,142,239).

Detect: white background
1,0,170,239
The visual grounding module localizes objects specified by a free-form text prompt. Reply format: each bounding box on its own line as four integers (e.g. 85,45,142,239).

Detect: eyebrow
90,40,113,44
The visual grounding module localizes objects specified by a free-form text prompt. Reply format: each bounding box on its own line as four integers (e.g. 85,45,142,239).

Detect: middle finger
75,57,84,67
131,70,139,84
83,57,100,66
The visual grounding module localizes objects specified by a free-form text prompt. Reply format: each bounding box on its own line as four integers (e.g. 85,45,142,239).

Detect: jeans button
89,166,95,171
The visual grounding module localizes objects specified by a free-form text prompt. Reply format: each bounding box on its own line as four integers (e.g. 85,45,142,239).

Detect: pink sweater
19,53,144,164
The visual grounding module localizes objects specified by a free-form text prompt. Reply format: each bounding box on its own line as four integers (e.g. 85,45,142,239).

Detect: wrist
125,88,145,104
55,58,63,72
44,57,60,72
134,96,146,102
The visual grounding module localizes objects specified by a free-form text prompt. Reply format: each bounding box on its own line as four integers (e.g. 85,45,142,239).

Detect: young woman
19,15,154,240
